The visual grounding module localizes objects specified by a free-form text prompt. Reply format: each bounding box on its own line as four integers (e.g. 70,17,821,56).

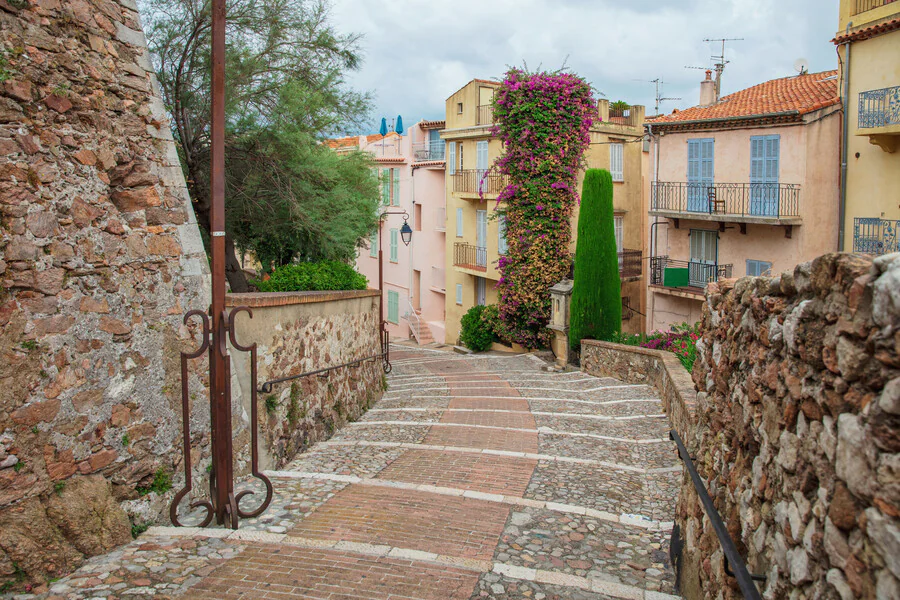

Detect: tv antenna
634,78,681,116
702,37,744,98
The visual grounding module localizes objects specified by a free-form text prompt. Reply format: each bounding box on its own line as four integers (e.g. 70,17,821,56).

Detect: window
392,169,400,206
498,215,508,255
457,102,463,114
746,260,773,277
414,204,422,231
381,168,390,205
475,277,486,306
389,228,398,262
690,230,718,264
614,216,624,253
448,142,456,175
387,290,399,324
610,142,624,182
369,231,378,258
455,284,463,305
456,207,464,237
687,138,715,212
750,135,780,217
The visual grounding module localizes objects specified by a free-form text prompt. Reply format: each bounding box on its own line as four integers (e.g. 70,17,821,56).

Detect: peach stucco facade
351,122,447,344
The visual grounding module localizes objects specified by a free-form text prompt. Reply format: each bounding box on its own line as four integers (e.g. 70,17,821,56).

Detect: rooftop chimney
699,70,717,107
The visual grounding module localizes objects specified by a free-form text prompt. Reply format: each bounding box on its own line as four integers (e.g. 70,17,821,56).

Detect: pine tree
569,169,621,348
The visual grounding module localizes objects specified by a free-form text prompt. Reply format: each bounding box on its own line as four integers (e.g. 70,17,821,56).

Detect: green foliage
570,169,621,349
121,434,131,447
265,395,279,413
20,340,36,351
609,100,630,112
131,521,149,539
53,482,65,496
253,261,367,292
13,461,23,472
287,383,305,426
137,468,173,496
460,306,495,353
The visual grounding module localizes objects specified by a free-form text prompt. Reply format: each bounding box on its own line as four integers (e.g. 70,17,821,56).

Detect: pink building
646,70,841,332
332,121,447,344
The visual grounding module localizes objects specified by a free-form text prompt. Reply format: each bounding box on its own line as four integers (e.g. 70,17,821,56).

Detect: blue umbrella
379,117,388,137
395,115,404,135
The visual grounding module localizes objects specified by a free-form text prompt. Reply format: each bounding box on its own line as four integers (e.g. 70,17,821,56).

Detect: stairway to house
409,308,435,345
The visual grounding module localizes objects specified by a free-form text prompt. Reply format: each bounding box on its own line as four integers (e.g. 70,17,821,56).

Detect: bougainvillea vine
491,68,596,348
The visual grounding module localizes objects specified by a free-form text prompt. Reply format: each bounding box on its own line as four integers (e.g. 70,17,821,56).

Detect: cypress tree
569,169,621,348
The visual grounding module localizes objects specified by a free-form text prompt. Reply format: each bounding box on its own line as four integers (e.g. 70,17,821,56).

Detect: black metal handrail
454,242,487,271
651,182,801,219
452,169,509,195
670,429,765,599
619,249,642,278
853,217,900,256
650,256,732,289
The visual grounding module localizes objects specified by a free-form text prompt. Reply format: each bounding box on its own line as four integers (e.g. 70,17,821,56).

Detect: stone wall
677,253,900,599
0,0,213,587
581,339,696,440
226,291,384,471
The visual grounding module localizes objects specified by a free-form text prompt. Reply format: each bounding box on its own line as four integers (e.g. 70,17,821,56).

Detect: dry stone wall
0,0,213,587
677,253,900,599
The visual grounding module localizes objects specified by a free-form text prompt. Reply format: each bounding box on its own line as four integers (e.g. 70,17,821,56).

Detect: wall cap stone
225,289,381,308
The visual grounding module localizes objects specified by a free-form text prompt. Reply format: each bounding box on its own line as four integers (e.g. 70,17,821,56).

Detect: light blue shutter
687,140,701,211
498,215,508,255
387,290,399,323
381,169,390,205
456,207,463,237
750,135,779,216
448,142,456,175
455,284,463,305
393,169,400,206
610,143,624,181
389,228,398,262
688,139,714,212
369,232,378,257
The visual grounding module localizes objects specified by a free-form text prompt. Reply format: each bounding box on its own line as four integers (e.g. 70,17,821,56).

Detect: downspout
838,22,852,252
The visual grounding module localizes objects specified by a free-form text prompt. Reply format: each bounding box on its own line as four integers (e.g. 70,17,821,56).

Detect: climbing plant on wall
492,68,596,348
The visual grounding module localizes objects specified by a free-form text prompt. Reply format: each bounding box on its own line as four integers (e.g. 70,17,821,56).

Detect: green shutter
381,169,390,205
390,228,398,262
393,169,400,206
387,290,399,324
369,232,378,257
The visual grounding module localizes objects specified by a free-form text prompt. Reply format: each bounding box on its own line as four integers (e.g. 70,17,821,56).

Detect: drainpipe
838,22,852,252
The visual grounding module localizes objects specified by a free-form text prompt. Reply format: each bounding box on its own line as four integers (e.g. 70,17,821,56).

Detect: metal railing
454,242,487,271
406,298,423,344
619,249,642,278
858,85,900,129
476,104,494,125
432,266,446,292
413,140,446,162
608,105,641,127
452,169,509,195
853,0,896,14
651,182,801,219
854,217,899,255
670,429,765,599
435,206,446,231
650,256,733,290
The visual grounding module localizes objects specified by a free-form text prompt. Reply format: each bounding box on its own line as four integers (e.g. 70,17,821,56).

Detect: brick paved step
423,423,540,453
288,485,510,561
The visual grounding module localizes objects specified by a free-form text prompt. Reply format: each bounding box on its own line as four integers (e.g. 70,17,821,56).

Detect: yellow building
835,0,900,255
442,79,648,345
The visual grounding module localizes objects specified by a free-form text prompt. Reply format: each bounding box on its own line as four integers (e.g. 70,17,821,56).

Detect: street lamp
377,209,412,373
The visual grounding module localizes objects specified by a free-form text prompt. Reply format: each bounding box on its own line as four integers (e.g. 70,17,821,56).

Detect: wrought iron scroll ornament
170,307,273,529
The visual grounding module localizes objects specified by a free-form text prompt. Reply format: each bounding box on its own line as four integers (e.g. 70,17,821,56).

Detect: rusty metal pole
209,0,233,526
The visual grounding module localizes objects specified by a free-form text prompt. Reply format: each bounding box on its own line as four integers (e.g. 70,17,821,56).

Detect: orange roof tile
323,136,361,149
833,16,900,43
651,71,839,127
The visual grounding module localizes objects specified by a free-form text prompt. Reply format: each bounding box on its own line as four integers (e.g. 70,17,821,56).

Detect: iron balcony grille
608,105,641,127
619,249,643,278
413,141,446,162
452,169,509,195
853,217,899,256
858,85,900,129
853,0,896,14
477,104,494,126
650,256,733,290
651,182,801,219
454,242,488,271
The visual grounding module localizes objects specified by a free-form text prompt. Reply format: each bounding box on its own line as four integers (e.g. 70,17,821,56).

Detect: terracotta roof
650,71,839,127
323,136,361,149
420,120,446,130
833,16,900,43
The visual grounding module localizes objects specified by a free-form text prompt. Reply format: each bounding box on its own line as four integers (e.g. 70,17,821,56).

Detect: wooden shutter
393,169,400,206
610,143,624,181
390,228,398,262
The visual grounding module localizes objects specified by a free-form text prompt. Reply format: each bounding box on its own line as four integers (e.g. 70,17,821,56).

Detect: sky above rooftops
332,0,840,134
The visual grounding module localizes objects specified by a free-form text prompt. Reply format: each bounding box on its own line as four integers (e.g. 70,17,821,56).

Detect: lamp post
377,209,412,373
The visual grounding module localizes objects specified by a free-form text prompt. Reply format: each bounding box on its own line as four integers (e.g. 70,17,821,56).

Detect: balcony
858,85,900,152
651,182,802,231
431,266,446,293
477,104,494,126
853,0,897,15
452,169,510,197
454,242,487,272
619,249,643,279
434,206,446,231
413,141,445,162
853,217,899,255
650,256,733,295
608,105,642,128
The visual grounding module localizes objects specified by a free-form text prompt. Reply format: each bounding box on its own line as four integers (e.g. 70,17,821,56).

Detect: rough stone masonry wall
677,253,900,600
0,0,213,587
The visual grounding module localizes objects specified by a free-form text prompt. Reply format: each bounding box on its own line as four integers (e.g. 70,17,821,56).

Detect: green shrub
253,261,367,292
570,169,622,349
459,305,495,352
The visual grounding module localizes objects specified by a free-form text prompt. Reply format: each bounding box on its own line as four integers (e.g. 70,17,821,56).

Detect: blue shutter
393,169,400,206
387,290,399,323
389,229,398,262
750,135,779,216
448,142,456,175
498,215,508,255
369,232,378,257
381,169,390,205
455,284,463,305
687,140,702,211
456,207,464,237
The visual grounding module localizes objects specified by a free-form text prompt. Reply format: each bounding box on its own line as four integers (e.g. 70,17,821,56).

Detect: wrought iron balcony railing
853,217,899,256
853,0,896,15
859,85,900,130
452,169,509,196
608,105,641,127
454,242,488,271
651,182,801,220
619,249,643,278
650,256,733,291
476,104,494,126
413,141,446,162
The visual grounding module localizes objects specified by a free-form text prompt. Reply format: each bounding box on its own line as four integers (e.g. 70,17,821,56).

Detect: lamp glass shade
400,221,413,246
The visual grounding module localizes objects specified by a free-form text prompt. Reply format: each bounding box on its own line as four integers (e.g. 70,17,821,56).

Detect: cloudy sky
330,0,840,132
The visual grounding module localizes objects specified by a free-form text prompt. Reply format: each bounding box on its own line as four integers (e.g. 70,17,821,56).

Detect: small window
498,215,508,255
387,290,400,324
369,232,378,258
455,284,463,305
456,207,464,237
746,260,773,277
610,142,624,182
614,216,624,253
389,228,398,262
457,102,463,114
